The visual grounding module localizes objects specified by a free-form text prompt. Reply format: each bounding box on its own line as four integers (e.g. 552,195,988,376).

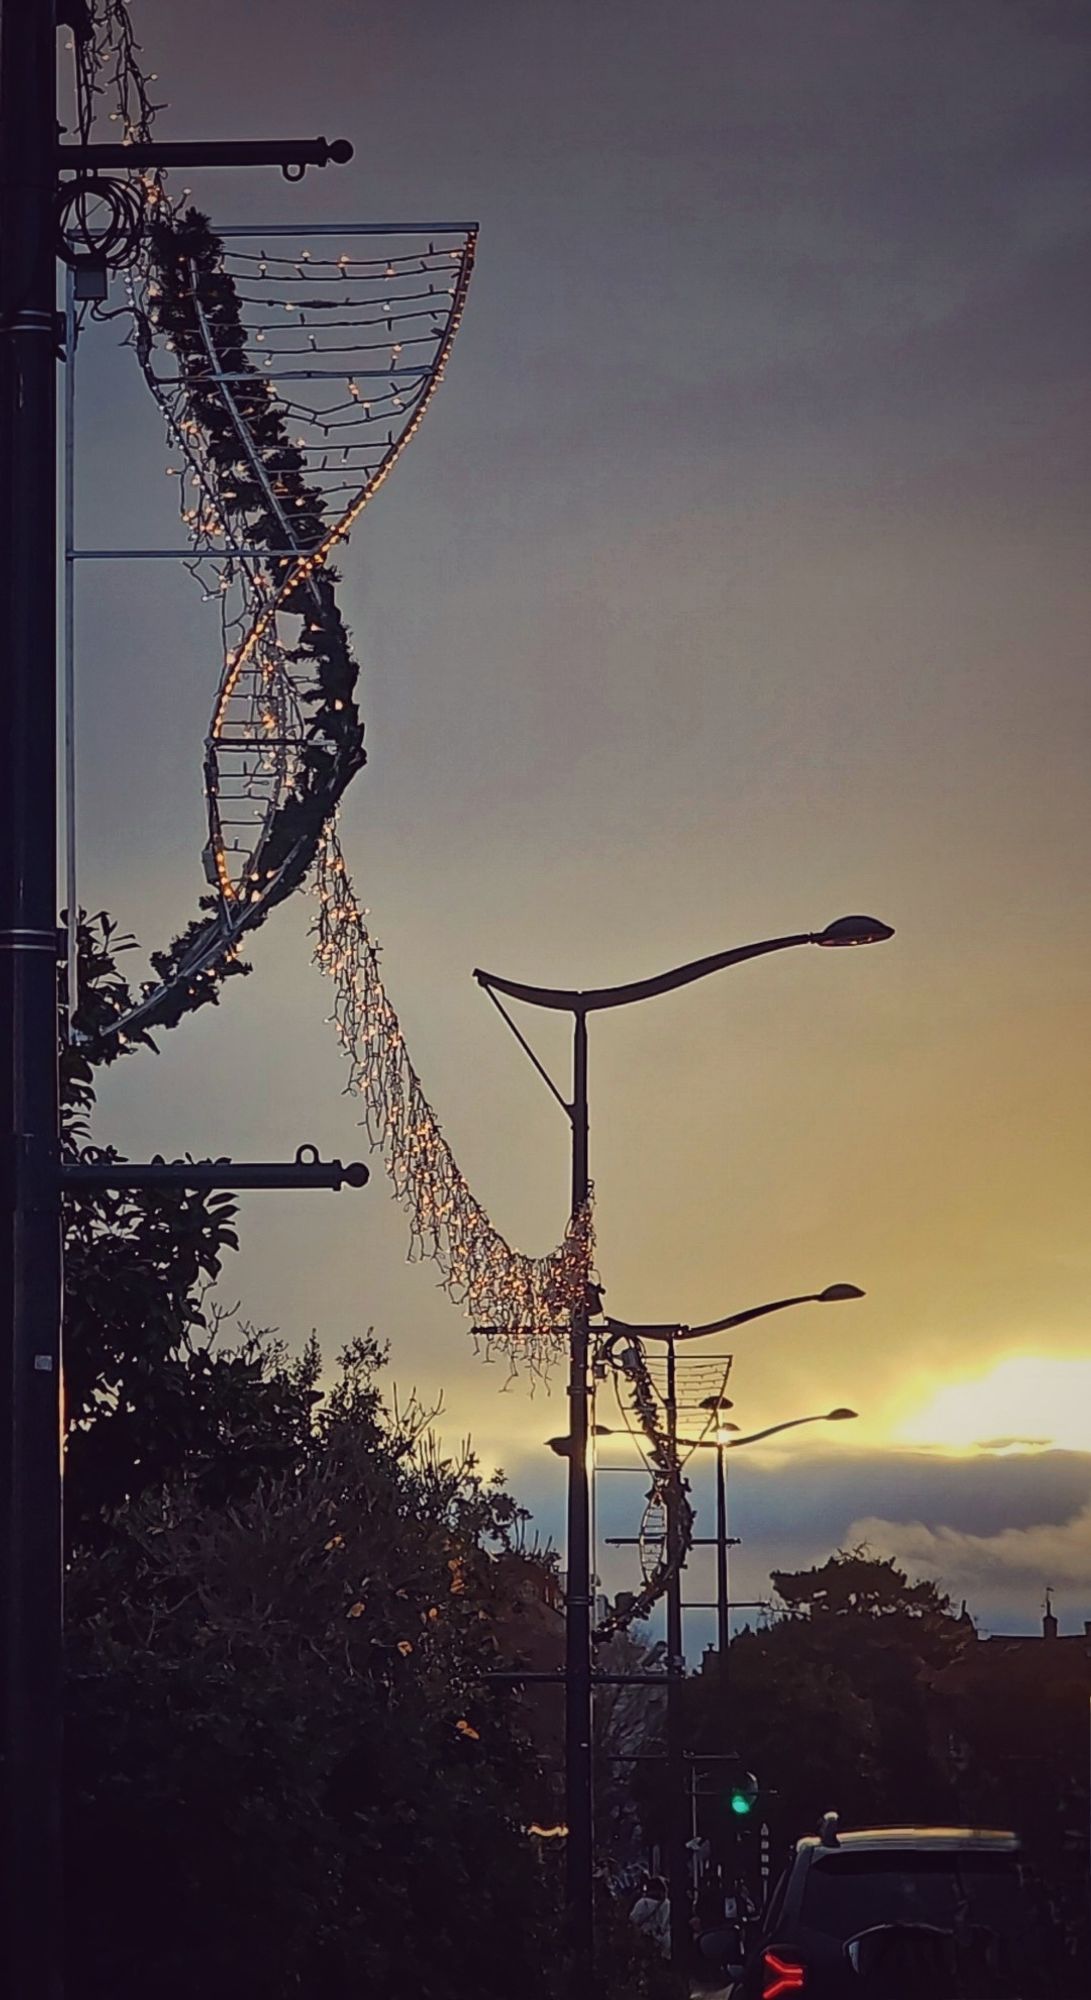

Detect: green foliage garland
89,205,367,1052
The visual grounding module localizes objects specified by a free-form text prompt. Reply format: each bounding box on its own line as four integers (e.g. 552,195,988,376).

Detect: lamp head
815,915,894,947
817,1284,866,1303
715,1425,740,1444
700,1394,735,1410
545,1424,616,1456
826,1408,858,1422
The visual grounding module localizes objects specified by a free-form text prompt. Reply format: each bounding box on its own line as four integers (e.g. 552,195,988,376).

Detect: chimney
1042,1587,1058,1641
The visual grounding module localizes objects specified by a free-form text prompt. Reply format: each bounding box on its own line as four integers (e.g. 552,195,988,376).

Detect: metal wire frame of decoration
70,208,476,1049
588,1344,734,1644
65,0,598,1383
65,7,663,1458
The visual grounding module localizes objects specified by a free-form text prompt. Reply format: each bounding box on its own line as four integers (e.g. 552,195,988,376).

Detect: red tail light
762,1948,806,1998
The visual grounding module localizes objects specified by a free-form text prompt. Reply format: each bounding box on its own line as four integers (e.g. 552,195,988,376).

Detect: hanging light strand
312,825,594,1368
591,1340,695,1644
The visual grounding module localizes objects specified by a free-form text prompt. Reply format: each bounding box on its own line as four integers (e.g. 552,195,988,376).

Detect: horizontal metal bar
150,369,431,384
212,222,477,238
485,1672,672,1687
485,1672,562,1685
62,1154,368,1193
58,137,354,172
72,549,318,560
604,1538,740,1550
594,1674,672,1687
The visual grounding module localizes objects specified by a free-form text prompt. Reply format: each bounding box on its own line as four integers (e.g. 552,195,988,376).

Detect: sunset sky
71,0,1091,1645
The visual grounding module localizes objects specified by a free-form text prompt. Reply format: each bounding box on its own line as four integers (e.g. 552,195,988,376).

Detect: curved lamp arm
679,1409,858,1451
473,917,891,1017
605,1284,865,1345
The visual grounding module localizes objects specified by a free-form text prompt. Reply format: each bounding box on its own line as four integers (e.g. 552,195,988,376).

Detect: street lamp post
676,1406,857,1899
474,915,891,1974
715,1438,730,1660
700,1402,736,1664
701,1404,859,1660
664,1333,687,1961
608,1284,865,1662
595,1403,858,1920
686,1406,859,1655
0,20,357,1994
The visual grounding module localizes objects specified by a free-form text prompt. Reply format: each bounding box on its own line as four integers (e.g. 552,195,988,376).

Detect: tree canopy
62,917,323,1549
680,1547,971,1854
61,915,683,1999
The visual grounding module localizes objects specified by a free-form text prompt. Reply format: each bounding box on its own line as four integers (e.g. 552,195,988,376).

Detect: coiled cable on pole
57,173,146,268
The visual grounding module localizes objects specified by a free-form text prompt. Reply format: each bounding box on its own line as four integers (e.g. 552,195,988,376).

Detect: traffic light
729,1771,759,1818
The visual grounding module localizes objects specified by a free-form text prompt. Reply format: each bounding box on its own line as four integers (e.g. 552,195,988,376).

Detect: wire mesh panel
151,225,475,897
89,216,476,1040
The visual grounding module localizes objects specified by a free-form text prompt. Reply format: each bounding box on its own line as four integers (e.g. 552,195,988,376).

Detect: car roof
797,1827,1020,1856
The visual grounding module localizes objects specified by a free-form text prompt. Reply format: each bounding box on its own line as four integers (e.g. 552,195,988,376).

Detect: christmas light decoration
72,5,475,1050
66,6,613,1395
590,1341,695,1644
69,4,587,1381
589,1344,732,1642
312,826,593,1364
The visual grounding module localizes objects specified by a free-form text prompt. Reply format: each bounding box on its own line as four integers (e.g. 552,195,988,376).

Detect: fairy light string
590,1342,695,1644
72,205,476,1052
313,825,594,1362
67,4,638,1404
68,5,585,1382
70,12,474,1051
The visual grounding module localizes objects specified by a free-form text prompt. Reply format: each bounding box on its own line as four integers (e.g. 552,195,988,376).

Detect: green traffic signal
729,1771,759,1816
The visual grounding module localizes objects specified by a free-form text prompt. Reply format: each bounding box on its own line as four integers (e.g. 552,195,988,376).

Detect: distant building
928,1592,1090,1910
951,1590,1091,1661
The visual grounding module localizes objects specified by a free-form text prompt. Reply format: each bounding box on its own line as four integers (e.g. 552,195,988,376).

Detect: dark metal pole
0,4,63,1997
665,1332,689,1962
715,1444,730,1662
565,1007,594,1981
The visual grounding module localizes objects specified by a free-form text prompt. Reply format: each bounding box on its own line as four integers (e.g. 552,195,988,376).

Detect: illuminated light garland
71,4,581,1385
591,1342,695,1645
77,208,476,1052
312,825,594,1365
70,7,595,1400
73,0,165,155
75,9,476,1051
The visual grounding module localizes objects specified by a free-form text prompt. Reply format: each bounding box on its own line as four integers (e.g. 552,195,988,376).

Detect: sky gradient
70,0,1091,1641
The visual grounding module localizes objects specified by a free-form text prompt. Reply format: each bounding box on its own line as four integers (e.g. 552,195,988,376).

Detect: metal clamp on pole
60,1142,369,1194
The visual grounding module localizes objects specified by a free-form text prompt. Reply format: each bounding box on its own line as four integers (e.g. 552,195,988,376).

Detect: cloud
710,1448,1091,1546
975,1438,1052,1453
845,1499,1091,1592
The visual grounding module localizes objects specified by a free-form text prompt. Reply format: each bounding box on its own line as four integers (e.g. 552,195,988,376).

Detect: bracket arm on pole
57,137,354,173
61,1145,368,1193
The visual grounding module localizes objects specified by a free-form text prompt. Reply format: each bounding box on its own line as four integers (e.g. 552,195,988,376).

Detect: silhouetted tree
676,1548,969,1881
65,1338,568,1999
60,916,678,1997
62,916,321,1549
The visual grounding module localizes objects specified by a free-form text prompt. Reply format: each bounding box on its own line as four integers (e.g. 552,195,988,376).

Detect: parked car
736,1822,1045,1997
